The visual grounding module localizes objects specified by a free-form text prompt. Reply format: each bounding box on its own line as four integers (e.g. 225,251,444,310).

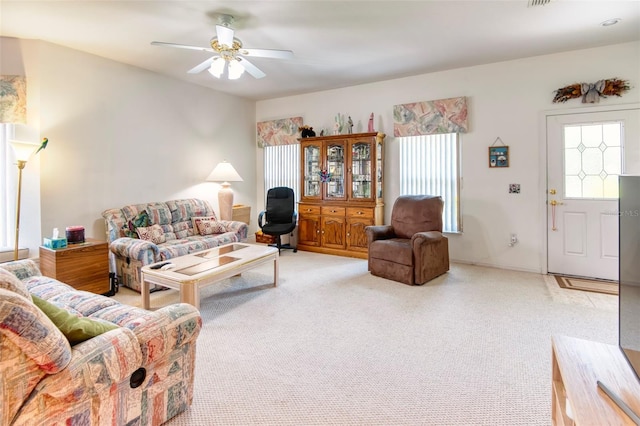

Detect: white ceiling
1,1,639,101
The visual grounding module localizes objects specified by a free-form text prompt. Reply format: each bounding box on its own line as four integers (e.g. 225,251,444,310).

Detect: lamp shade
227,60,245,80
209,57,225,78
10,140,39,162
206,161,243,183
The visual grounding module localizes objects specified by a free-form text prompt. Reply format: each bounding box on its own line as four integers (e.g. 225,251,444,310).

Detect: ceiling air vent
528,0,551,6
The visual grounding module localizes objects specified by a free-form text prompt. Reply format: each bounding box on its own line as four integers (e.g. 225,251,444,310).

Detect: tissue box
43,237,68,250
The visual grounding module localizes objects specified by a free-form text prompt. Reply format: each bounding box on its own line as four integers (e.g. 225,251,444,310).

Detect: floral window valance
257,116,303,148
0,75,27,124
393,96,468,136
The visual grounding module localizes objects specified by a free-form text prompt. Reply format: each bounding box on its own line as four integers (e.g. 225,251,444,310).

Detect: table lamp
206,161,243,220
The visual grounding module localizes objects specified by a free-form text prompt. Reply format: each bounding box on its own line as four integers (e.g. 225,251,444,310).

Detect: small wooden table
39,238,111,294
140,243,278,310
232,204,251,224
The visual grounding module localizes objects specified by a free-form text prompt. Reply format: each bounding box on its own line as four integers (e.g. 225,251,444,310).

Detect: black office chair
258,187,297,253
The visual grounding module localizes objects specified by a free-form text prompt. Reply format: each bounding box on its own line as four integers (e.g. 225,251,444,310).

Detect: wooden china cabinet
297,132,385,259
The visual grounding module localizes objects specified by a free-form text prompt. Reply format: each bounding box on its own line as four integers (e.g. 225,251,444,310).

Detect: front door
546,106,640,280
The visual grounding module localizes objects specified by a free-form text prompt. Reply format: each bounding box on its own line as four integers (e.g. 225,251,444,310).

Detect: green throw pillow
31,294,119,346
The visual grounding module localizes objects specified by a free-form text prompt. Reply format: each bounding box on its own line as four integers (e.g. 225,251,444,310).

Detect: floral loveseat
0,259,202,425
102,198,248,292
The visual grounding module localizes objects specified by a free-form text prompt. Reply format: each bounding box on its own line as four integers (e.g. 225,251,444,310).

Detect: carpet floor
113,248,618,425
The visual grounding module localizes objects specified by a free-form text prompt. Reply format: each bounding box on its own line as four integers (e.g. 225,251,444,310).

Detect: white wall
3,36,638,272
256,41,640,273
1,37,257,256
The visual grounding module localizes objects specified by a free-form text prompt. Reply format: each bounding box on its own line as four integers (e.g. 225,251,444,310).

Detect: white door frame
539,102,640,275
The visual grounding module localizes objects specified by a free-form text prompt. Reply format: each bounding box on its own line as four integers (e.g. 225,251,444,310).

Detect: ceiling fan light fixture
228,60,245,80
153,13,292,81
208,57,225,78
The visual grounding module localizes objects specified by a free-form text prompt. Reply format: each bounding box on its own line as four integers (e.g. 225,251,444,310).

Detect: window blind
1,124,16,247
399,133,461,232
263,143,300,200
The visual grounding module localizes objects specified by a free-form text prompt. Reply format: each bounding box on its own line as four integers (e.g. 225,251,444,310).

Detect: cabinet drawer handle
331,210,336,213
357,211,364,215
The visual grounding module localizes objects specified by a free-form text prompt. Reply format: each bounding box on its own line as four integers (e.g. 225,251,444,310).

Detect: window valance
393,96,468,137
0,76,27,124
257,116,303,148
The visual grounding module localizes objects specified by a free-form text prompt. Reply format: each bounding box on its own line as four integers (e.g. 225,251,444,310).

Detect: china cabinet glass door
351,142,372,199
325,143,345,199
303,143,321,198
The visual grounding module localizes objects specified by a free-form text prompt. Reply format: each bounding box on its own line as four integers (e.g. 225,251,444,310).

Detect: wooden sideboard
297,132,384,259
551,335,640,425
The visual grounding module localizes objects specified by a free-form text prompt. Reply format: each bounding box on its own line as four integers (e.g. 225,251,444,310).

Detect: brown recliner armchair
366,195,449,285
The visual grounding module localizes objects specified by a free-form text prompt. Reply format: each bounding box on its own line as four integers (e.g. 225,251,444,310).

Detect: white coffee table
140,243,278,309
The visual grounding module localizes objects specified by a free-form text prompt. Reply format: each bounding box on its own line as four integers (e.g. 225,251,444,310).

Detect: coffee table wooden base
141,244,279,310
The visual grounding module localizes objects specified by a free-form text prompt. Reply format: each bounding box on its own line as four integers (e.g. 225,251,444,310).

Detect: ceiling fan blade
151,41,213,53
216,24,235,47
187,56,217,74
240,48,294,60
237,57,266,79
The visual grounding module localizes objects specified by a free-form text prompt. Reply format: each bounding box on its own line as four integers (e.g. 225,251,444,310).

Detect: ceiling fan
151,14,293,80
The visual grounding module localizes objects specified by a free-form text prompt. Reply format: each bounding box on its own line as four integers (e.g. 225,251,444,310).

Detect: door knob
549,189,557,195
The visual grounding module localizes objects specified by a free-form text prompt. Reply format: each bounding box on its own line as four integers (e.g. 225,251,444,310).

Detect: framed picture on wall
489,146,509,168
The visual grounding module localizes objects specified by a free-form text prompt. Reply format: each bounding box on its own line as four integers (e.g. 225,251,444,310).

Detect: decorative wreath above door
552,78,630,104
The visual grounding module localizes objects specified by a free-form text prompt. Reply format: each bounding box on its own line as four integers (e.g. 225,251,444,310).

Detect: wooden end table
39,238,111,294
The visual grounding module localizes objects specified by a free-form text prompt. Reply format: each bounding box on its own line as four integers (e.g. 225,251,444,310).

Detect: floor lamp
206,161,243,221
10,140,41,261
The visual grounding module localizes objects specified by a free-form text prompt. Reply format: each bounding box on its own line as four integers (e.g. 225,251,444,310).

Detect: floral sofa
102,198,248,292
0,259,202,425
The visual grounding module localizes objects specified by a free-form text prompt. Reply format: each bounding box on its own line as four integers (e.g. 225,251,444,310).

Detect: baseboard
0,248,29,263
451,258,542,274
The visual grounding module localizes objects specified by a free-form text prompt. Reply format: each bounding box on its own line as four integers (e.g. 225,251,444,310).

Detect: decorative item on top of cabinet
298,132,385,259
299,125,316,138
